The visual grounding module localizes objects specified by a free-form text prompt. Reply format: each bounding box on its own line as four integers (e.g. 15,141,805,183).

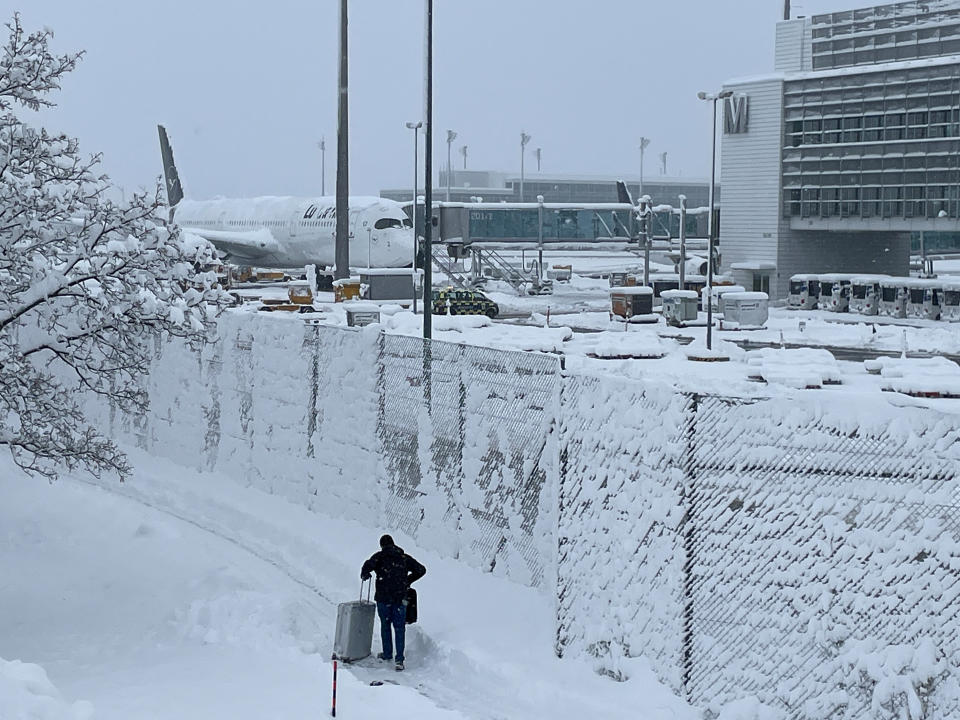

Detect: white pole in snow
698,89,732,351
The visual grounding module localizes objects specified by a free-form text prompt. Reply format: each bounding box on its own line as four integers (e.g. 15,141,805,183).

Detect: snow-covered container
817,273,856,312
905,278,942,320
879,277,909,318
721,291,769,329
609,286,656,323
343,302,381,327
943,277,960,322
660,289,698,326
787,274,820,310
849,274,888,316
358,269,416,303
701,284,746,315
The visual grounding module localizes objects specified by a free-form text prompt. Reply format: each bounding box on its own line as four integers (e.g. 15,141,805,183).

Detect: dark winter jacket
361,545,426,604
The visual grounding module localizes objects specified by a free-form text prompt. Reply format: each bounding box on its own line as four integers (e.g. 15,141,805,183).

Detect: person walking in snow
361,534,426,671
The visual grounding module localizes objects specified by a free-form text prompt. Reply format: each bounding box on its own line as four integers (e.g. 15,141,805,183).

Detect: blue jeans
376,601,407,663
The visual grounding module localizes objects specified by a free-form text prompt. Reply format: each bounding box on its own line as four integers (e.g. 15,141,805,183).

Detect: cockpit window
374,218,404,230
403,217,412,228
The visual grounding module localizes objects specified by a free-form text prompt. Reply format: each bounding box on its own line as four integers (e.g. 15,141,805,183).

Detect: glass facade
811,1,960,70
463,206,705,242
782,62,960,220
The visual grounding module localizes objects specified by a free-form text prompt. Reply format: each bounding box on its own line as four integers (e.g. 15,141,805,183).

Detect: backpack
404,587,418,624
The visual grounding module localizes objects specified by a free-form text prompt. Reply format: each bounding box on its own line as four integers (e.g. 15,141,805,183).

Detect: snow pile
683,337,745,361
578,330,670,359
715,695,785,720
745,348,842,389
865,356,960,398
0,657,93,720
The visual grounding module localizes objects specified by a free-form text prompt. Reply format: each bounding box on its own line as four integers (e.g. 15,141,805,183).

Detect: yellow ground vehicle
431,288,499,318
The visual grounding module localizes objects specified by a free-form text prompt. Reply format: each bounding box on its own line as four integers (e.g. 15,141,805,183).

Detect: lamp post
319,138,326,195
405,121,422,313
520,132,531,201
697,89,733,351
446,129,457,202
334,0,349,281
535,147,542,172
638,136,650,198
423,0,433,342
460,144,467,169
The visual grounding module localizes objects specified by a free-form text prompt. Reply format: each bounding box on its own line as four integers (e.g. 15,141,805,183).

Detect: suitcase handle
359,577,372,602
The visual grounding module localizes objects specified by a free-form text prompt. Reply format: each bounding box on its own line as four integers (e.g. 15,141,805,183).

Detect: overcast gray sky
15,0,857,200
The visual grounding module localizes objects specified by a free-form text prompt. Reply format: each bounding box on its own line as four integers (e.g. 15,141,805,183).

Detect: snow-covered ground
1,451,692,720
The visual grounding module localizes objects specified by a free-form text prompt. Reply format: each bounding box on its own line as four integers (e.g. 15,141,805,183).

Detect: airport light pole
334,0,349,280
535,147,542,172
520,132,531,201
423,0,434,342
319,138,326,195
406,121,422,313
697,89,733,351
638,136,650,199
460,144,467,169
445,130,457,202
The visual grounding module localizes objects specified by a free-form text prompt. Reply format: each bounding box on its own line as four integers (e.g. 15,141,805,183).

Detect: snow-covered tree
0,15,229,480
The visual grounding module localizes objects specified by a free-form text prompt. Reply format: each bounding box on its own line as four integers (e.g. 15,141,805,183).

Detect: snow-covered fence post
680,392,700,700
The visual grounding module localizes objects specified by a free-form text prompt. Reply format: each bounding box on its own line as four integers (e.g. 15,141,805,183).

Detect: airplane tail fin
158,124,184,207
616,180,635,206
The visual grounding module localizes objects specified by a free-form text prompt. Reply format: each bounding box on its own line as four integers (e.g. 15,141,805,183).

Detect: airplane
158,125,415,270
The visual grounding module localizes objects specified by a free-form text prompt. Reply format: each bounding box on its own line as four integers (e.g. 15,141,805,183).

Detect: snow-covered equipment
609,286,656,323
547,265,572,282
942,278,960,321
879,277,909,318
345,303,382,327
721,292,769,329
849,275,888,316
287,282,314,305
333,580,376,662
817,273,856,312
333,278,364,302
358,269,415,303
787,274,820,310
701,284,745,315
660,289,698,327
905,278,943,320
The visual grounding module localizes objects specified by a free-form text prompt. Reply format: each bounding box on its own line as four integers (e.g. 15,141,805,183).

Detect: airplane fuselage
173,195,415,270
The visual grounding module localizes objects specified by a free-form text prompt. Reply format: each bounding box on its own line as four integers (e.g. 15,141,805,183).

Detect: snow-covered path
1,451,691,720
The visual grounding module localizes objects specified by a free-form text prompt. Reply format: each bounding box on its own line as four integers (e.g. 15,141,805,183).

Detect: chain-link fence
99,314,960,718
558,380,960,719
378,333,560,587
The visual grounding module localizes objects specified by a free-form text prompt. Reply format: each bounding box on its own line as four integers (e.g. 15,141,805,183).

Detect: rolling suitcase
333,579,376,662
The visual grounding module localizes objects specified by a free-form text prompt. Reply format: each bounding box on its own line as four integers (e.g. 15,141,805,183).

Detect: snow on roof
851,275,891,283
724,291,769,301
358,268,418,277
731,262,777,271
660,289,698,299
609,286,653,295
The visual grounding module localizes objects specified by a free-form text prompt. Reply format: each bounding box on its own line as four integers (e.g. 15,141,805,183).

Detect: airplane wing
181,226,280,263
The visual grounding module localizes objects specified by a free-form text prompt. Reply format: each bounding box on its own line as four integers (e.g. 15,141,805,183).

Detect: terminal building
721,0,960,298
381,170,713,211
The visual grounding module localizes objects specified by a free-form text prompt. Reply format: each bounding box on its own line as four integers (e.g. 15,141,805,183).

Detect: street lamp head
447,129,457,143
405,121,423,130
697,91,708,100
639,137,651,150
521,132,531,147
